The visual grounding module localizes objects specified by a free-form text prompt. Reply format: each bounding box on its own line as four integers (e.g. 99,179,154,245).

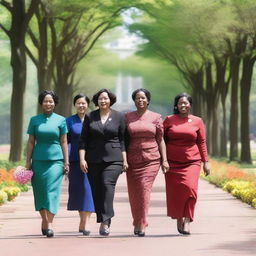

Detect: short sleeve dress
66,114,94,212
27,112,68,215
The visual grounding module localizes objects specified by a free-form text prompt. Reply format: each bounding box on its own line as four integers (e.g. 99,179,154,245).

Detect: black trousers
87,162,122,224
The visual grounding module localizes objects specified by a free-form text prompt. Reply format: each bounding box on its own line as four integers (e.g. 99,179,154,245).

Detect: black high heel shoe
134,226,140,235
99,223,110,236
137,231,145,237
41,229,47,235
79,229,90,235
46,229,54,238
82,230,91,236
177,219,184,234
182,219,190,235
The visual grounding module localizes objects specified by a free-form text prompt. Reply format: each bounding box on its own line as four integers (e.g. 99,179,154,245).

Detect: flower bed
202,159,256,208
0,168,30,206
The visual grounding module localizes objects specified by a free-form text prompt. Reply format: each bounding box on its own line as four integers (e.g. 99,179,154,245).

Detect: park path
0,172,255,256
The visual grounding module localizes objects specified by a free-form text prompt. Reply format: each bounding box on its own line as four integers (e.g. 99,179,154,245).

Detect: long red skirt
165,163,201,222
126,160,160,227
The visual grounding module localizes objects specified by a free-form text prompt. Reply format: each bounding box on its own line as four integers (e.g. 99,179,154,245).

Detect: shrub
202,160,256,208
2,186,21,201
0,190,8,205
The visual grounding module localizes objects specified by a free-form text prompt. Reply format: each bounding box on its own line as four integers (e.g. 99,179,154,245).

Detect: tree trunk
54,53,73,116
240,55,255,163
214,55,229,158
220,97,228,157
9,1,27,162
211,106,219,156
205,62,215,155
9,42,26,162
189,68,204,117
55,80,73,117
229,56,240,161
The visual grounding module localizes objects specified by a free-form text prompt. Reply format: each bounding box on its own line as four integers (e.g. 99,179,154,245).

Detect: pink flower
13,166,33,185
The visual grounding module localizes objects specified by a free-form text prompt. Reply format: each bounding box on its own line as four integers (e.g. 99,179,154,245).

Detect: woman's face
98,92,111,110
177,96,191,115
42,94,55,113
75,97,88,115
134,91,149,110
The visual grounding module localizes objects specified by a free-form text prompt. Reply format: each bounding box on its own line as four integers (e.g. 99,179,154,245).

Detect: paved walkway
0,172,256,256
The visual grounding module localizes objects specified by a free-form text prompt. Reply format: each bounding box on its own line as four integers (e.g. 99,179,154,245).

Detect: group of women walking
25,88,210,238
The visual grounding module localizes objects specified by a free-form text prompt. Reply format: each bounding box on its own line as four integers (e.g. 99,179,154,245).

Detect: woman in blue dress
26,90,69,238
66,94,94,235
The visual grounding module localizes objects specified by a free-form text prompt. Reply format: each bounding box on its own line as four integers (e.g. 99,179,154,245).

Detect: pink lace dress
125,110,163,227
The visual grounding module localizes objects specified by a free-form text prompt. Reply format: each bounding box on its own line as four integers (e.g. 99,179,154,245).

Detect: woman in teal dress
26,90,69,238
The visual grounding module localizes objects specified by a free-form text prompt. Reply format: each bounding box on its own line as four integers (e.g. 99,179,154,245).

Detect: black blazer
79,109,126,163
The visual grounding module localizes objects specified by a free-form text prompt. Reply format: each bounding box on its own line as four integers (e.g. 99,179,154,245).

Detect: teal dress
27,112,68,214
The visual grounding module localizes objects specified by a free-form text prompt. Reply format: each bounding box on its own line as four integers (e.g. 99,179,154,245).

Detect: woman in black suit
79,88,128,236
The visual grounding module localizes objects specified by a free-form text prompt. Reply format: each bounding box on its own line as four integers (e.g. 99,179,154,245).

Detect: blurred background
1,0,256,165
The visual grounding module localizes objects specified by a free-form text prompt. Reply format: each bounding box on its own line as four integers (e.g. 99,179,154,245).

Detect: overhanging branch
0,23,10,37
0,0,12,12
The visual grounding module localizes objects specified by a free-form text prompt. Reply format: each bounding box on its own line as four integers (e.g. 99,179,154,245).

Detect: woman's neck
136,108,147,116
100,108,111,115
43,111,53,115
178,113,189,118
77,112,85,120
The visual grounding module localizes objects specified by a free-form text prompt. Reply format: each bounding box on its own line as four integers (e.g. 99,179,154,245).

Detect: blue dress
66,114,94,212
27,113,68,215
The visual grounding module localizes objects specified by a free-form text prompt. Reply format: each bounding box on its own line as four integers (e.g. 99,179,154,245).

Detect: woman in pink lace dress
125,88,169,237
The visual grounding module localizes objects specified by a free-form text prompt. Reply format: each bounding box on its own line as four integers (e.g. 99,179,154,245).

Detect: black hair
173,92,192,114
92,88,116,106
73,93,90,106
38,90,59,105
131,88,151,102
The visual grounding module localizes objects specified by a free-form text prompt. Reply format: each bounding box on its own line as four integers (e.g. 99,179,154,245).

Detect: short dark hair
173,92,192,114
73,94,90,106
38,90,59,105
92,88,116,106
132,88,151,102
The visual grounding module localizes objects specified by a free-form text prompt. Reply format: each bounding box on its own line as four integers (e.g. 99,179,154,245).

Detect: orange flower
0,169,16,183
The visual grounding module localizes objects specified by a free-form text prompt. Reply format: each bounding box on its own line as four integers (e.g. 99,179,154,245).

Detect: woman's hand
64,162,70,174
80,159,88,173
122,160,129,172
203,162,210,176
25,161,32,170
161,160,169,174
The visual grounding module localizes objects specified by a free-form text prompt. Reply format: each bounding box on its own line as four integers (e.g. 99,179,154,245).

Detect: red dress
125,111,163,227
163,114,208,221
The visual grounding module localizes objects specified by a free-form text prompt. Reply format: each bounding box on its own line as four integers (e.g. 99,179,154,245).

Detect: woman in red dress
163,93,210,235
125,88,169,237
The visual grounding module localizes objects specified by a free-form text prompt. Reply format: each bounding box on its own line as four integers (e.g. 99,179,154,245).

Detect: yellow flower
2,186,21,201
0,190,8,205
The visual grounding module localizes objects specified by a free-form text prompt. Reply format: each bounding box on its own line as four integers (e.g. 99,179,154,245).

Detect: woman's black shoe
41,229,47,235
181,230,190,235
137,231,145,237
99,223,110,236
82,230,91,236
134,227,139,235
46,229,54,238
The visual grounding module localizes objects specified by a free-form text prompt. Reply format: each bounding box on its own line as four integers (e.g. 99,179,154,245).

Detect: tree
128,0,234,156
26,0,138,116
0,0,40,161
